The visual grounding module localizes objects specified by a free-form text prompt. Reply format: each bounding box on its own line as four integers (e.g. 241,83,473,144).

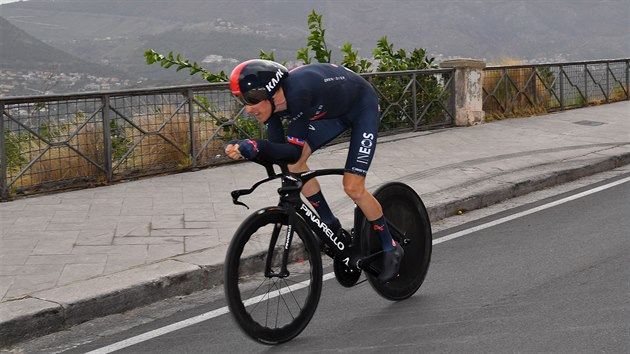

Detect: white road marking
433,176,630,245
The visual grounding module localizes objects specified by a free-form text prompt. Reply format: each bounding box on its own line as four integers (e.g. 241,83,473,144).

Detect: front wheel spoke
266,279,281,327
246,277,306,328
247,278,277,314
279,279,303,315
241,278,269,305
271,279,299,326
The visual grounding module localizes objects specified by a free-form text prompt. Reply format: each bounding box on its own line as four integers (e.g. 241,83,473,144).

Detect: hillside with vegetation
0,15,139,95
1,0,628,93
0,16,126,75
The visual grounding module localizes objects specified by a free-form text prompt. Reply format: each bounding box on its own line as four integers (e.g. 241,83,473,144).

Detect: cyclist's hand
237,139,260,159
224,143,242,160
224,139,259,160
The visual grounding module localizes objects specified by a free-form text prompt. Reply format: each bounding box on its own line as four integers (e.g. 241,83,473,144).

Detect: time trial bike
224,162,432,344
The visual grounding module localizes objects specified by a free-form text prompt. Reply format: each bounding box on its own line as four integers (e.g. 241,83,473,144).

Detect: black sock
370,216,396,252
306,191,338,228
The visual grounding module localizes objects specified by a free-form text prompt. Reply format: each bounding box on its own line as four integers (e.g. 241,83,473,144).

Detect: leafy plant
144,49,228,82
297,10,331,64
143,10,445,132
370,37,442,129
340,42,372,73
373,37,436,71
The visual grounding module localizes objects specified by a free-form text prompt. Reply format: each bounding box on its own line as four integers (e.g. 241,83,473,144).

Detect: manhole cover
574,120,605,126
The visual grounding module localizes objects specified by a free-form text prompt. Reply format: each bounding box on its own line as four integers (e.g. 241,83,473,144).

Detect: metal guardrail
0,69,454,200
483,59,629,118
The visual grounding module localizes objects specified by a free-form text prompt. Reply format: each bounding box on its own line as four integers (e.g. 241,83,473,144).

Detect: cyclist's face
245,100,272,123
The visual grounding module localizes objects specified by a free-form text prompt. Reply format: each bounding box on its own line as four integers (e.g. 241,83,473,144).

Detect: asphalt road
20,174,630,353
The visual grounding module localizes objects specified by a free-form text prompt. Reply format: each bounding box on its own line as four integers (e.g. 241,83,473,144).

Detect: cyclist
225,59,403,283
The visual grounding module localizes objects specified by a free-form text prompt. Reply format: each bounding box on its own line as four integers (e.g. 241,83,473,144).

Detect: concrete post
440,59,486,126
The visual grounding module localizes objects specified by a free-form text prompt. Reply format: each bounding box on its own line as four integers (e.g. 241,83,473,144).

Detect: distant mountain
0,15,127,78
1,0,628,92
0,15,143,96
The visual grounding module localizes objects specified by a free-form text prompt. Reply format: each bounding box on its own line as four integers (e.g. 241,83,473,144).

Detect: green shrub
144,9,445,133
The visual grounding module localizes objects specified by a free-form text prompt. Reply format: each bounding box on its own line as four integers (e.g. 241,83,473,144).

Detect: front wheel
359,182,432,300
224,207,323,344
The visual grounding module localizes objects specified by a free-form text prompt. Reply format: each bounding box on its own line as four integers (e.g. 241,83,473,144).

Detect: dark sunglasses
234,88,268,106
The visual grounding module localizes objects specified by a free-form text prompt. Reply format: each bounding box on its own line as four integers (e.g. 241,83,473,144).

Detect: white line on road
85,176,630,354
433,176,630,245
84,273,336,354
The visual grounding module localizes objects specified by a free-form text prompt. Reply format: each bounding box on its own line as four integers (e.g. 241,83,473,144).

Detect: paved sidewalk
1,101,629,347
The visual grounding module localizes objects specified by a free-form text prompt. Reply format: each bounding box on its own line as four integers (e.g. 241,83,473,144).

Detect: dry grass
484,58,552,120
14,121,103,188
610,85,629,101
9,105,231,194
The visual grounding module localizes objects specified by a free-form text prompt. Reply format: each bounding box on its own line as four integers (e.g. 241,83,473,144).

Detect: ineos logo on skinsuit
356,132,375,165
265,68,285,92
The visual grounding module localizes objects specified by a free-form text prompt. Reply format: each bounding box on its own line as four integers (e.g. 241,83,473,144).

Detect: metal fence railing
0,69,454,200
483,59,630,118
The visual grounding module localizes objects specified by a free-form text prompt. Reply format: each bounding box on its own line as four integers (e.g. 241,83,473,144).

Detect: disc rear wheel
360,182,432,300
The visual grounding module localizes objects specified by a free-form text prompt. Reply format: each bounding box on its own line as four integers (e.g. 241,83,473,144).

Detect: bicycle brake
231,190,250,209
233,200,249,209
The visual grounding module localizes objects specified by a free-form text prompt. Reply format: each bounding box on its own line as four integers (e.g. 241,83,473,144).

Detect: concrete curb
1,260,225,348
2,152,629,348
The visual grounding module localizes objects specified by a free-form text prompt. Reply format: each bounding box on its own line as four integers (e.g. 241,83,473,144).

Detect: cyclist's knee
288,143,312,173
344,186,367,201
288,162,307,173
343,176,367,201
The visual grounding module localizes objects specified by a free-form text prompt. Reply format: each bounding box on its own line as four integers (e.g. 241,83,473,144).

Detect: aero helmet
229,59,288,105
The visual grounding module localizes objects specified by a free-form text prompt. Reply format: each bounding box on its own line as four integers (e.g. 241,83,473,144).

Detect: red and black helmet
229,59,289,105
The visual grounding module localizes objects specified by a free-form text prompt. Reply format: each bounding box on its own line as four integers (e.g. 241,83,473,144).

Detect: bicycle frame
231,163,406,277
225,163,432,344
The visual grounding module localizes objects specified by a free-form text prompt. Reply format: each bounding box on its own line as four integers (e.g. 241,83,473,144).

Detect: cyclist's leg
288,119,349,230
342,173,380,219
342,93,404,283
289,117,348,193
341,93,385,223
287,142,315,191
344,172,403,282
288,144,339,230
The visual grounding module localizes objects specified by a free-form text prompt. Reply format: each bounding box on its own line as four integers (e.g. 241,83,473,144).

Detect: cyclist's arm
254,110,313,163
254,139,301,163
241,113,301,163
237,89,315,164
265,114,284,144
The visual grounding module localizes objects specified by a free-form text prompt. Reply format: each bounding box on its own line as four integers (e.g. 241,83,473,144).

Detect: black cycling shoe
378,243,404,284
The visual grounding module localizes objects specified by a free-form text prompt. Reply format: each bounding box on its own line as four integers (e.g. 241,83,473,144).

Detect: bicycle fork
264,208,299,279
